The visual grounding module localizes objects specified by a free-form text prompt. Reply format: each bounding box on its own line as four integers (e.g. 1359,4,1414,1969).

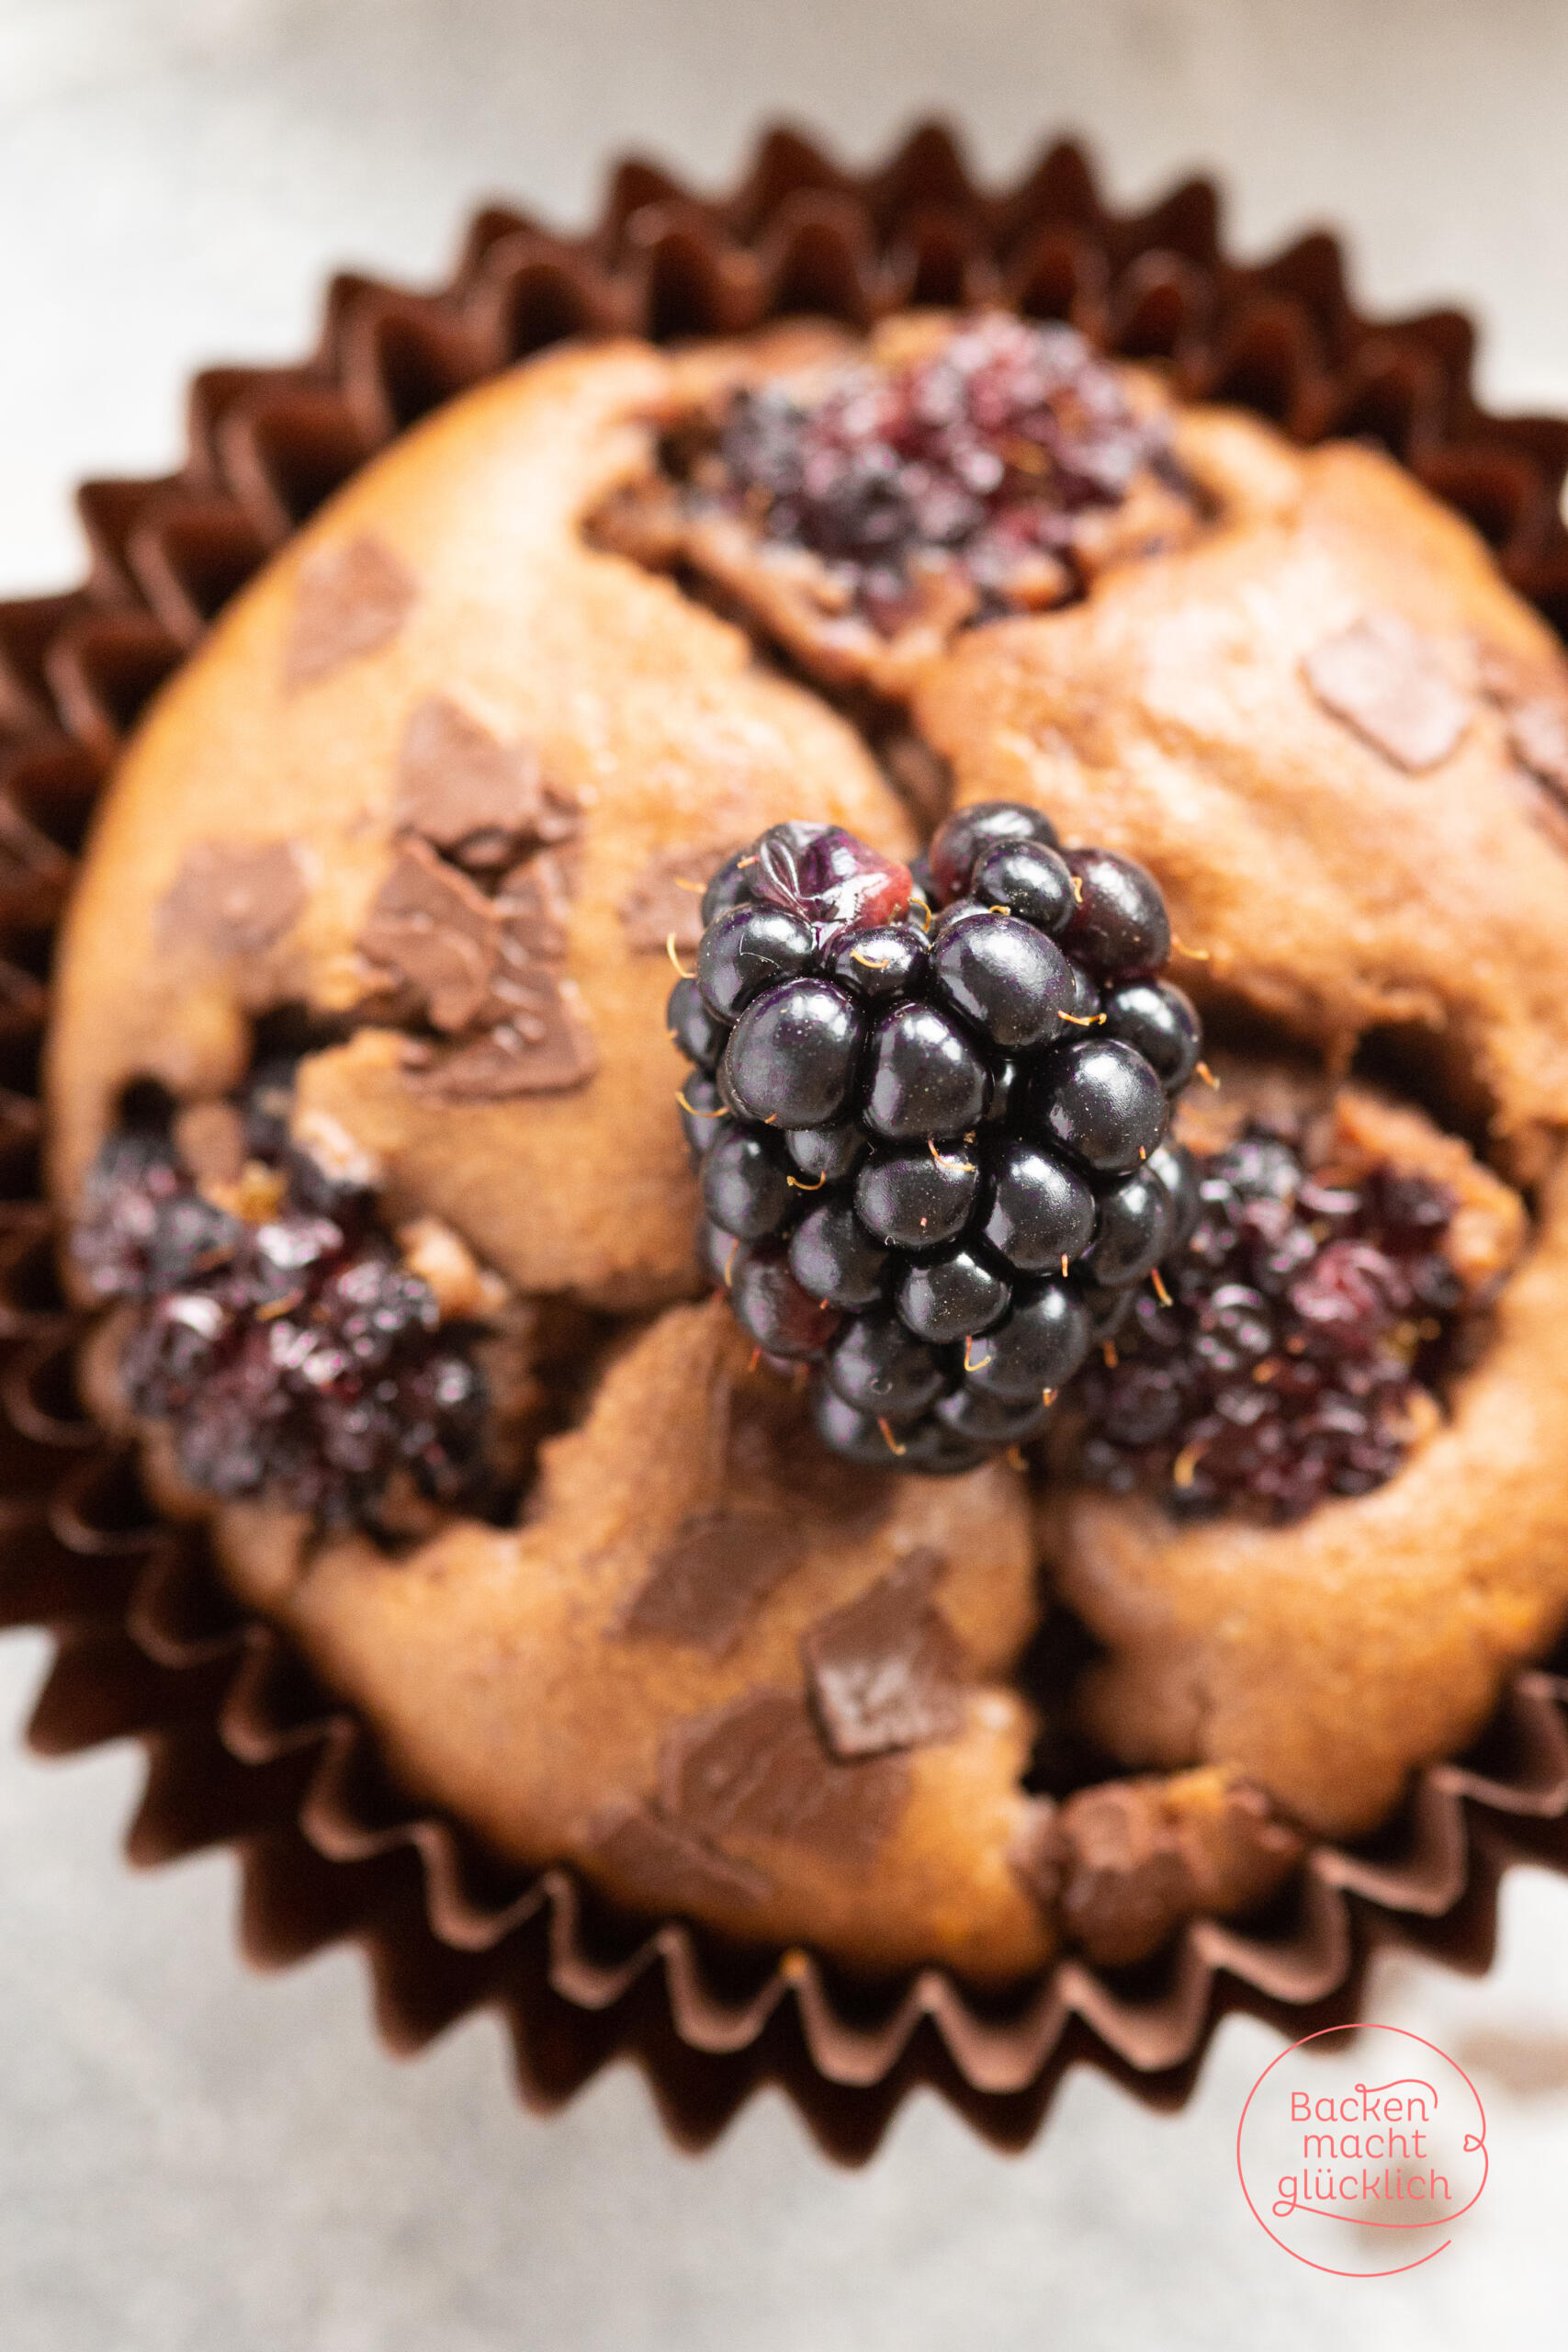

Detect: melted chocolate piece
359,840,499,1032
660,1690,909,1866
394,695,577,863
1011,1780,1301,1966
284,534,417,689
156,840,308,958
800,1549,966,1758
592,1804,773,1914
621,1509,807,1655
618,842,741,954
492,857,573,967
1303,610,1472,772
412,978,598,1098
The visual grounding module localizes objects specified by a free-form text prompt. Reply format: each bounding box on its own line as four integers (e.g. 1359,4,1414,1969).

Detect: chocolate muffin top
46,312,1568,1978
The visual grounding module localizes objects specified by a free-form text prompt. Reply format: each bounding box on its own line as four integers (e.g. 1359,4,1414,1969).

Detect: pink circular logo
1236,2023,1488,2275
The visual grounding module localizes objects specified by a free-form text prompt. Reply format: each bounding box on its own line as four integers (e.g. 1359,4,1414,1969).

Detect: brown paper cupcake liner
6,120,1568,2161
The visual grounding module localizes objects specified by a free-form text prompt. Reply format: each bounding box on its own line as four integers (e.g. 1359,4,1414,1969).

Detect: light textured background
5,3,1568,2344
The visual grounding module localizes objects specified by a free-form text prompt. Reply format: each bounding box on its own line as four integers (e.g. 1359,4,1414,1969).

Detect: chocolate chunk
172,1101,248,1189
592,1804,772,1914
1021,1785,1194,1967
617,842,743,954
800,1549,965,1758
621,1510,807,1656
1303,611,1472,772
156,840,308,958
493,856,573,967
285,534,417,689
1011,1778,1302,1968
359,839,499,1032
394,695,578,864
660,1690,909,1866
412,976,598,1098
1507,697,1568,801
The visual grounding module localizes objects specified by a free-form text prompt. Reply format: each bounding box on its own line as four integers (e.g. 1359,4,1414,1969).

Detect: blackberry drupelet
75,1092,489,1525
671,803,1201,1470
1075,1122,1466,1522
709,314,1170,628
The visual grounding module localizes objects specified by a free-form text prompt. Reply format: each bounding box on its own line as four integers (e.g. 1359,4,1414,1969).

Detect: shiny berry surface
1077,1123,1466,1522
1061,847,1172,978
723,979,864,1128
1101,978,1203,1093
751,822,912,938
671,801,1198,1470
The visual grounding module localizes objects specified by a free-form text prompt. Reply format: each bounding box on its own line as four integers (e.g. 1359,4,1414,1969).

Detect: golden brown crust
213,1299,1052,1981
45,342,913,1310
1041,1132,1568,1841
919,424,1568,1176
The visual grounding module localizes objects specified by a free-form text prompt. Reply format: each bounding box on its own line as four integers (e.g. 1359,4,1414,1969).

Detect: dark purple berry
981,1138,1097,1272
696,902,818,1021
1061,848,1171,977
931,910,1078,1050
701,1126,794,1240
930,801,1061,902
1080,1165,1173,1288
863,1001,989,1140
981,1057,1024,1126
788,1201,889,1309
1101,978,1202,1093
970,839,1077,934
1077,1272,1141,1340
892,1419,989,1476
825,1309,946,1418
689,800,1198,1472
701,845,761,925
713,315,1165,629
730,1244,841,1360
855,1144,979,1250
1147,1139,1201,1250
752,822,912,936
812,1385,900,1467
962,1278,1092,1401
787,1123,865,1183
1075,1123,1469,1522
678,1073,728,1159
1027,1037,1168,1175
77,1104,488,1526
667,975,730,1072
897,1249,1010,1345
933,1383,1055,1447
697,1217,743,1286
723,979,864,1127
829,921,931,1001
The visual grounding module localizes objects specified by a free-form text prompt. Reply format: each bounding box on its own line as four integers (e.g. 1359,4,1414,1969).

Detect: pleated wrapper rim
6,119,1568,2162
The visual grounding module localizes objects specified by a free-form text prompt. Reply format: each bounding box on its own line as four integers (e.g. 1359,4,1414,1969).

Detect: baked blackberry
1075,1123,1466,1522
74,1085,489,1525
705,314,1170,628
671,803,1201,1470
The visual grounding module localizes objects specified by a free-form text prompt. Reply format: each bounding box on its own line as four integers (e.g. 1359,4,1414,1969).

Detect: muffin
44,295,1568,1986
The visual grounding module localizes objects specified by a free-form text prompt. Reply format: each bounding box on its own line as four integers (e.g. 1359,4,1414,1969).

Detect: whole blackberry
75,1094,488,1526
1075,1123,1465,1522
671,804,1201,1472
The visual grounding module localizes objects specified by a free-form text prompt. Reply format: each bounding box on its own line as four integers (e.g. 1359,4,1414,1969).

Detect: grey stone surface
3,4,1568,2342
